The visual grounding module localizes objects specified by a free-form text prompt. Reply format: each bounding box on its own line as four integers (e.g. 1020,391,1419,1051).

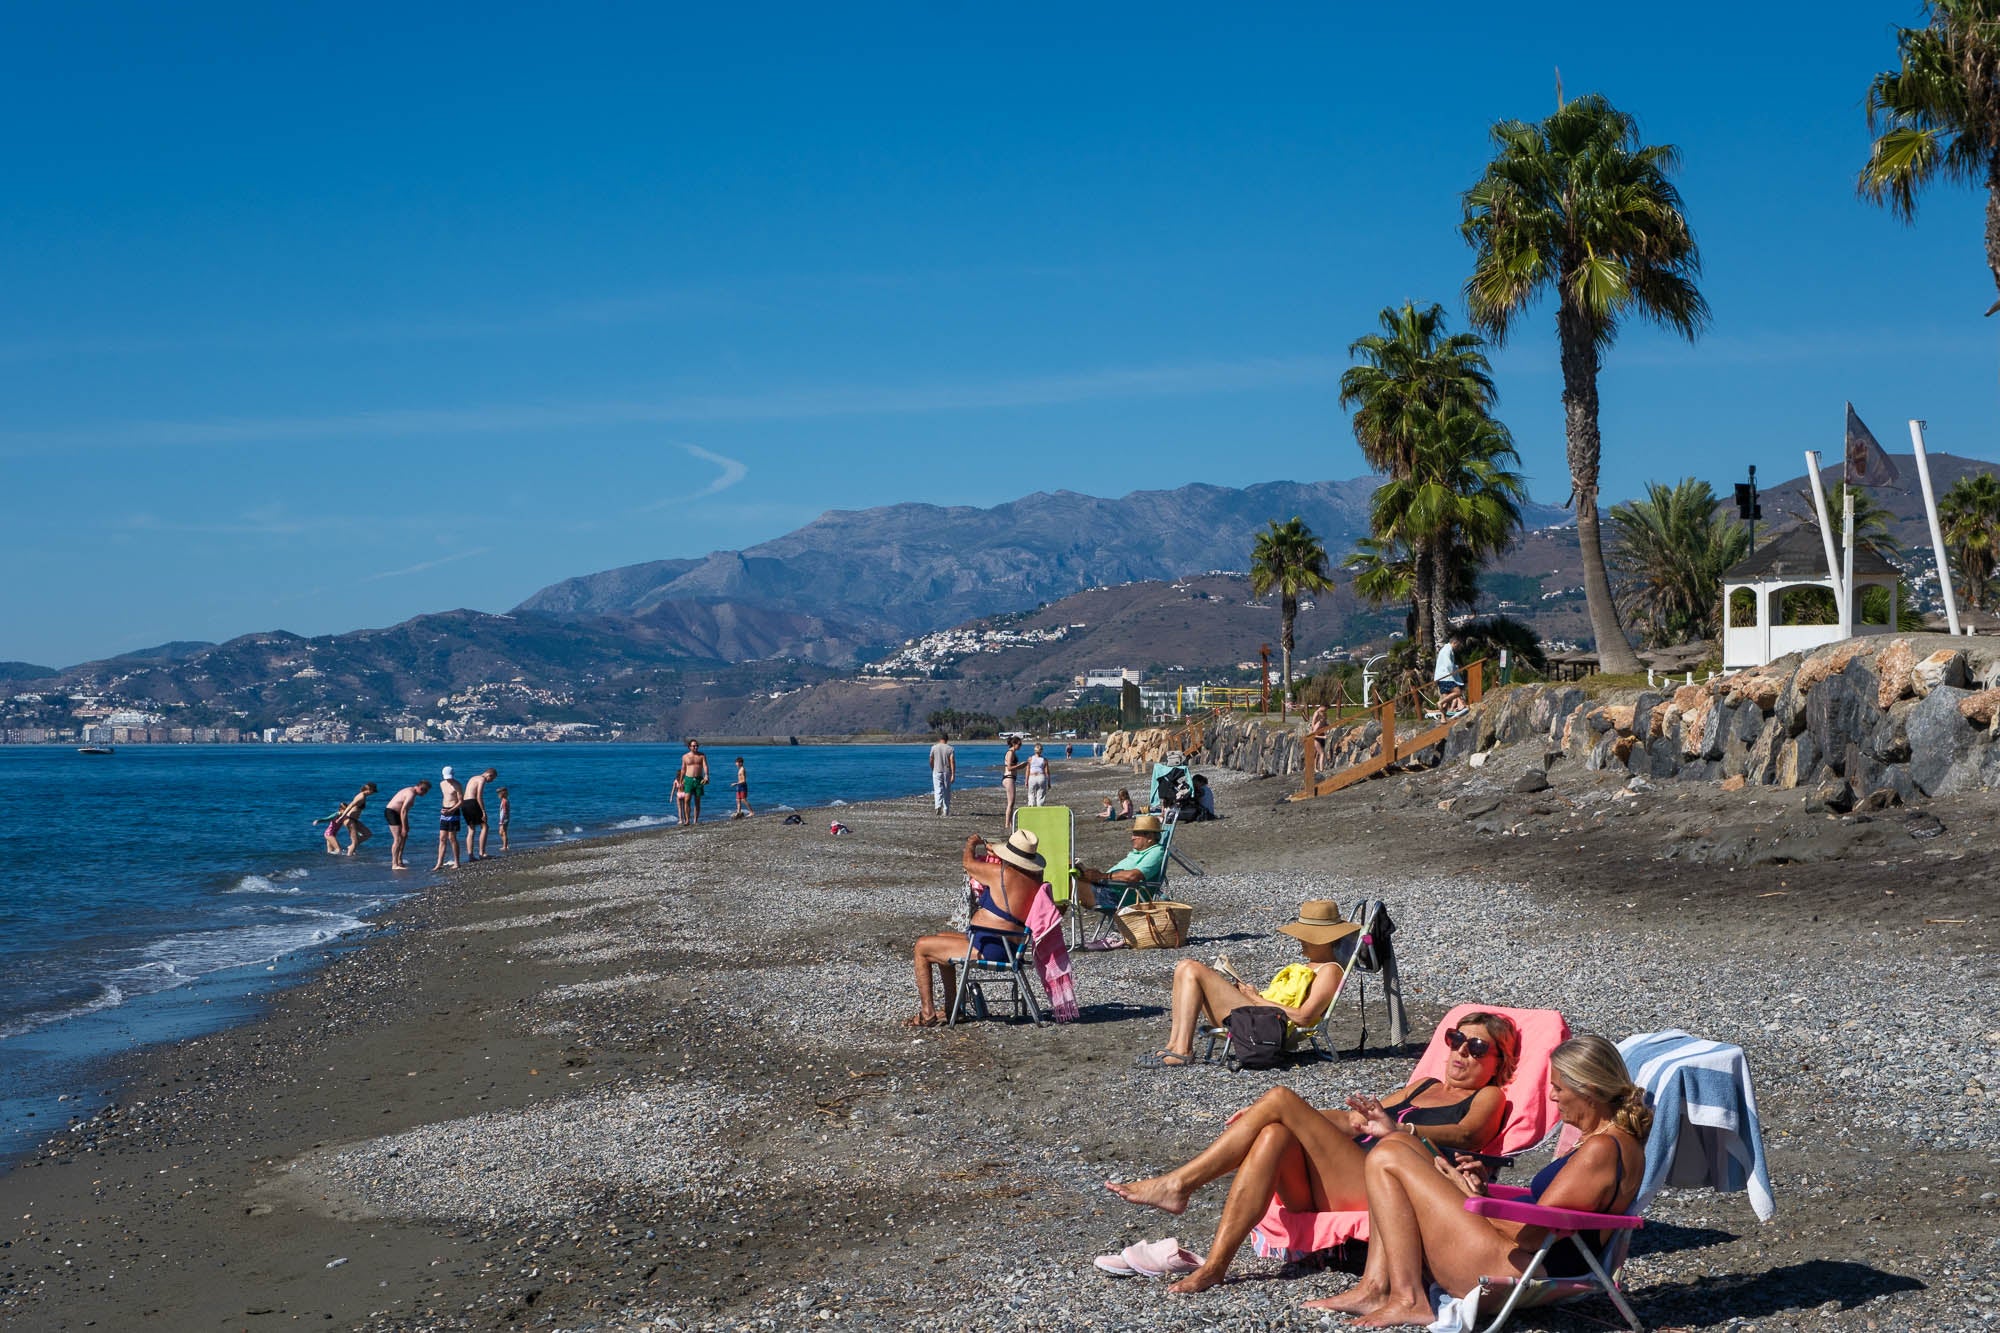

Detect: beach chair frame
946,925,1045,1026
1462,1188,1645,1333
1197,903,1377,1065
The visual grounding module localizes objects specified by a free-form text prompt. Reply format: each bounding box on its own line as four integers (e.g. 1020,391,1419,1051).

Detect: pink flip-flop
1093,1237,1203,1279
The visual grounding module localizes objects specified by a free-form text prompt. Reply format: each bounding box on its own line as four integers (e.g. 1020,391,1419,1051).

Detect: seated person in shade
1107,1007,1519,1295
1309,1032,1641,1323
1191,774,1217,821
1072,814,1165,909
905,829,1046,1028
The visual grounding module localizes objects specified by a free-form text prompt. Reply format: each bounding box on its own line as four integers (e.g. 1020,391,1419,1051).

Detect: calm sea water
0,740,1012,1163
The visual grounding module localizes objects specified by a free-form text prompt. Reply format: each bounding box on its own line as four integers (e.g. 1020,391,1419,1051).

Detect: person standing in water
676,739,711,825
462,767,497,860
433,766,464,871
732,757,753,817
495,786,511,851
384,779,431,869
320,782,377,855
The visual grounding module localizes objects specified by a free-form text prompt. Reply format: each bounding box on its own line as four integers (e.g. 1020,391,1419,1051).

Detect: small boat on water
77,745,115,755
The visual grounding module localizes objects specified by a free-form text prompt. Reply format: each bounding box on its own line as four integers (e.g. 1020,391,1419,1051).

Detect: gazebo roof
1722,524,1897,582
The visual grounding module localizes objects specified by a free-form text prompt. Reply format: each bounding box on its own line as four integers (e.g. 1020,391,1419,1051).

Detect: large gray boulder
1908,685,1983,796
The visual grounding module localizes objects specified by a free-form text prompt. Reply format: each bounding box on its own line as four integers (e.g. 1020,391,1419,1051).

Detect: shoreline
1,756,1994,1330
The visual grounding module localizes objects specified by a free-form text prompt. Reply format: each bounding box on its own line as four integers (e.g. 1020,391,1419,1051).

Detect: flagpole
1805,450,1843,611
1910,419,1962,634
1841,486,1856,639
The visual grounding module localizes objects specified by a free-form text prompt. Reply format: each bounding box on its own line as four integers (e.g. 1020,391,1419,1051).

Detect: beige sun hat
1277,899,1362,946
993,828,1046,876
1131,814,1164,834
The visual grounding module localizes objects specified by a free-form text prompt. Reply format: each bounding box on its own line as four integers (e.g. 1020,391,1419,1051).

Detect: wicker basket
1116,900,1194,949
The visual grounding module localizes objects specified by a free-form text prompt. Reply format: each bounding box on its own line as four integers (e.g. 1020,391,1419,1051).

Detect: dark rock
1805,672,1868,775
1511,770,1550,794
1457,794,1504,819
1908,685,1978,796
1900,810,1946,839
1645,736,1680,780
1806,774,1855,814
1854,787,1903,812
1868,698,1916,763
1777,732,1820,789
1631,691,1663,740
1731,702,1763,744
1744,716,1783,786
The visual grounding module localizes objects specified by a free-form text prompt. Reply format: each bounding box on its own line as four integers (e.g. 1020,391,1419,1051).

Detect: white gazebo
1721,526,1900,670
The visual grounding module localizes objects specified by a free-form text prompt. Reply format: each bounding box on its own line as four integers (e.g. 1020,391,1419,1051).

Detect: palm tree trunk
1558,302,1643,674
1429,540,1454,652
1279,596,1297,719
1412,541,1436,657
1986,155,2000,316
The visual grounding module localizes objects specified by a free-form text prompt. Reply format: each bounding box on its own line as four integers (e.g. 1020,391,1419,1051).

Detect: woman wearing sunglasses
1104,1012,1520,1294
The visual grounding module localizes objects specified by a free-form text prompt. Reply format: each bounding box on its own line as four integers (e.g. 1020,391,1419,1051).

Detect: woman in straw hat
905,828,1047,1027
1310,1033,1643,1323
1108,989,1519,1294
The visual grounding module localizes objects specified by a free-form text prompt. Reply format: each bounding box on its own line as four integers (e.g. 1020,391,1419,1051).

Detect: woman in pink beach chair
1100,1010,1522,1294
1309,1033,1647,1327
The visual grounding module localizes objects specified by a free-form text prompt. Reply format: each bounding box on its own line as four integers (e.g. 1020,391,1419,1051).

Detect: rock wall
1439,635,2000,809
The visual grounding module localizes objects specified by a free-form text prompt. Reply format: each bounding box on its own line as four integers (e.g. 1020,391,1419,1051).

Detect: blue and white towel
1617,1029,1775,1221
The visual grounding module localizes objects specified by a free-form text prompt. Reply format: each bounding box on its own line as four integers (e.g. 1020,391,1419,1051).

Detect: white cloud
362,546,493,583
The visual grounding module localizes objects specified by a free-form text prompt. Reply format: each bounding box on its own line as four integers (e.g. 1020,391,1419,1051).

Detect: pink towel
1025,886,1079,1022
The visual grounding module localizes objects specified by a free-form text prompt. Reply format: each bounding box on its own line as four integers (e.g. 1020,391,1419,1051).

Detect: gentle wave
610,814,677,830
229,871,309,895
0,983,128,1040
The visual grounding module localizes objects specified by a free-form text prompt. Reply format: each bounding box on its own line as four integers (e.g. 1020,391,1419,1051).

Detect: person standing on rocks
462,767,497,860
676,740,710,826
928,731,956,816
384,779,431,870
433,766,464,871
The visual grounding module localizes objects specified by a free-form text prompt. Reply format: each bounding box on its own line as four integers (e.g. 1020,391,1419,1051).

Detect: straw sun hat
1131,814,1164,834
993,828,1047,876
1278,900,1362,946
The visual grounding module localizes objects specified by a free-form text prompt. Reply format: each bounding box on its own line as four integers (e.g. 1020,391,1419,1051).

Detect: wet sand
1,754,1995,1331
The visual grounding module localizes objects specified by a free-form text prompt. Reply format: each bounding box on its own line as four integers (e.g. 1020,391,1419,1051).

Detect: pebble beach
2,752,1996,1332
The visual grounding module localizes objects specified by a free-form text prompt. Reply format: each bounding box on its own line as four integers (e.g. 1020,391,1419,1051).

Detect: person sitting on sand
905,829,1046,1027
1133,900,1359,1070
1100,794,1117,821
1116,789,1134,820
1307,1032,1640,1324
1106,1008,1519,1295
1191,774,1217,821
320,783,377,856
1072,813,1166,909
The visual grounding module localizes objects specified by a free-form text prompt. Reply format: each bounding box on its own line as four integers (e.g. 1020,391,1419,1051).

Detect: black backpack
1224,1006,1289,1071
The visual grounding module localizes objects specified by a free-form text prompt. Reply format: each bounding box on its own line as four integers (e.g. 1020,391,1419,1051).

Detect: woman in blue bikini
904,828,1045,1027
1310,1033,1648,1325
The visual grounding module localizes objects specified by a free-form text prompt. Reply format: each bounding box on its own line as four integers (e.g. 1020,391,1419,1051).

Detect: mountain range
0,457,1985,739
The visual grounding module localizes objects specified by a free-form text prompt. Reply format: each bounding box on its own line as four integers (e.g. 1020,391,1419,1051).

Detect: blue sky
1,2,1990,667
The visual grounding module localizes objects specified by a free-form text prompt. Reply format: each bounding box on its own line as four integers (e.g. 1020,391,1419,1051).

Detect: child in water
733,758,754,818
495,787,511,851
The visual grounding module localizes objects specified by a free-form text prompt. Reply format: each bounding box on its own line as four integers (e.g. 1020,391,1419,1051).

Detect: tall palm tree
1369,408,1527,650
1796,482,1902,560
1462,93,1710,673
1339,302,1498,653
1250,517,1333,718
1607,479,1750,647
1940,470,2000,609
1858,0,2000,314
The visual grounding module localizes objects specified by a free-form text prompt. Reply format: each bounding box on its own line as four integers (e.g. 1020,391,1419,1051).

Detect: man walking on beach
434,766,464,871
929,731,956,816
462,767,498,860
676,740,710,826
384,779,431,870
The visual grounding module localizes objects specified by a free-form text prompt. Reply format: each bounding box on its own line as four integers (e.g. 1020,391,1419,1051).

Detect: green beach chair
1013,805,1079,944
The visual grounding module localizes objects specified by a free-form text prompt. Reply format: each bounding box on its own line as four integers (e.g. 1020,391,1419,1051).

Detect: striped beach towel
1617,1029,1775,1221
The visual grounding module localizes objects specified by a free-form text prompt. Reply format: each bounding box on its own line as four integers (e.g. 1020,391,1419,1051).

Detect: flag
1844,403,1900,487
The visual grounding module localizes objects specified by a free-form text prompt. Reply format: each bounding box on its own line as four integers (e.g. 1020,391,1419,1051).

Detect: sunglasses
1444,1029,1495,1058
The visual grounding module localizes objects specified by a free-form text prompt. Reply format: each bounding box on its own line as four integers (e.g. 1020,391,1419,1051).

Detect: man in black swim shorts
462,766,498,860
384,779,430,870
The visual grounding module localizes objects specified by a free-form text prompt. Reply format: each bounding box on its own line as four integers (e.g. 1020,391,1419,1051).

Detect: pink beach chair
1249,1004,1571,1261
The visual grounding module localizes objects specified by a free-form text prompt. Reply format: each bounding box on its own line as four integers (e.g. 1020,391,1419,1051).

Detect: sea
0,740,1014,1166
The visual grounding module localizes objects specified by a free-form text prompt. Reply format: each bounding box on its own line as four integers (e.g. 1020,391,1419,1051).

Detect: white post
1804,450,1844,612
1911,419,1962,635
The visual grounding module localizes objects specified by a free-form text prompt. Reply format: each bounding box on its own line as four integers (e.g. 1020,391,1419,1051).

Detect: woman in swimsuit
1105,1011,1519,1295
1311,1033,1647,1325
322,783,377,856
904,828,1045,1027
1000,739,1023,829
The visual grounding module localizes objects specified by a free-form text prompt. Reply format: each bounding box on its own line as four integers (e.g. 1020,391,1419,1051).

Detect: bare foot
1303,1283,1384,1313
902,1012,940,1029
1167,1263,1224,1295
1353,1298,1438,1327
1102,1175,1188,1215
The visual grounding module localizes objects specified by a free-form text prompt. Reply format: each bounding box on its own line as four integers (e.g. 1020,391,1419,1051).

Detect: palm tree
1796,482,1901,560
1339,302,1498,652
1462,93,1710,673
1940,471,2000,609
1858,0,2000,314
1250,517,1333,718
1370,408,1527,650
1607,479,1750,647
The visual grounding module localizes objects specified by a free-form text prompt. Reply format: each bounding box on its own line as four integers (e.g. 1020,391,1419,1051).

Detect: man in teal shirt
1075,813,1167,909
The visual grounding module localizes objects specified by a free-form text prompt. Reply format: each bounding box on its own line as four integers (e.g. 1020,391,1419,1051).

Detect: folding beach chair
1080,850,1169,948
946,917,1045,1027
1250,1005,1571,1262
1197,904,1373,1066
1013,806,1080,944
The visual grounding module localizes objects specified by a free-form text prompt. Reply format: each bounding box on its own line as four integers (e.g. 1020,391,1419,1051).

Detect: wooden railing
1293,659,1485,800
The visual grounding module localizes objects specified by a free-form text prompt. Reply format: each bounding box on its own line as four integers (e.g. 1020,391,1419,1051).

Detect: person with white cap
904,828,1046,1028
432,765,464,871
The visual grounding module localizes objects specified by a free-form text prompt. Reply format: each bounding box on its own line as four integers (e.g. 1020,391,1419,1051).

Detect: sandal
1094,1238,1203,1278
1132,1050,1194,1068
902,1013,942,1029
